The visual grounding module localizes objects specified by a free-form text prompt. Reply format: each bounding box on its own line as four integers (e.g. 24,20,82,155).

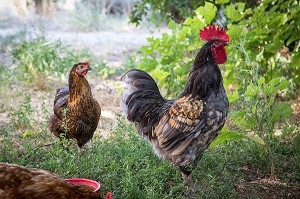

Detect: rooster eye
212,40,223,48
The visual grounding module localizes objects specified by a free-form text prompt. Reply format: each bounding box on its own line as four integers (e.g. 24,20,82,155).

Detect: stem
265,141,276,180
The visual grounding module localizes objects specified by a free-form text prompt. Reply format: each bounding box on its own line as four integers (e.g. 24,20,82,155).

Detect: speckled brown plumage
48,63,101,150
121,37,229,185
0,163,104,199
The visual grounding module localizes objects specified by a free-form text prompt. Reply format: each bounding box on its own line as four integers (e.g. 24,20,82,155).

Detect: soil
236,163,300,199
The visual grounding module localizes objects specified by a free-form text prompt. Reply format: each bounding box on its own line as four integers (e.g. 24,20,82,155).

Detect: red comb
81,62,89,66
199,25,229,42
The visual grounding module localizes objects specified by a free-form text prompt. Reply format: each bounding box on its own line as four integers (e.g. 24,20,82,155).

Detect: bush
136,1,300,96
11,37,93,85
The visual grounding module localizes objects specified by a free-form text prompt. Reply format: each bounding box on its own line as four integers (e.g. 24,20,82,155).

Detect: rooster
0,163,113,199
48,62,101,152
121,25,229,186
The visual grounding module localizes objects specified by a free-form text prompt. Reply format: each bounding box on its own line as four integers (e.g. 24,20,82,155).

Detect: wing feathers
171,134,194,156
154,95,206,155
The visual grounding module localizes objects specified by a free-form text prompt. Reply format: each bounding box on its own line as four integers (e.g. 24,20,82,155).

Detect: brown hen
0,163,113,199
121,25,230,189
48,62,101,152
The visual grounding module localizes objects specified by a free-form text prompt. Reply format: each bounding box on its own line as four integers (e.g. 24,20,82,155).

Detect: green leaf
247,117,256,129
160,54,176,65
23,131,34,138
231,112,249,129
215,0,230,4
249,136,265,146
252,106,256,114
225,4,243,22
286,34,300,46
227,24,247,41
151,68,169,84
195,2,217,24
147,37,160,49
237,2,245,12
268,97,275,107
264,77,281,95
277,79,290,90
265,39,284,52
245,84,259,98
270,77,281,86
183,17,193,25
273,103,293,119
258,77,265,86
227,91,239,103
139,57,158,72
290,53,300,68
140,45,154,54
168,19,176,30
210,128,244,148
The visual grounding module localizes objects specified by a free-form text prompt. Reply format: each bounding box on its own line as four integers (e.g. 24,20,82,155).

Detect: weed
8,94,36,131
11,36,94,87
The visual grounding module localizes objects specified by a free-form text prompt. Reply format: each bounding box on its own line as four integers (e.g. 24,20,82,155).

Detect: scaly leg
179,166,196,199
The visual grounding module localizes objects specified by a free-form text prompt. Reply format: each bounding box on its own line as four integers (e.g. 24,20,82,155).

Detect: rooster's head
73,62,92,77
199,25,229,64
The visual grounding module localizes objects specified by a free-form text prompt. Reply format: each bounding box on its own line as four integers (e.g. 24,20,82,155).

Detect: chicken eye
212,40,223,48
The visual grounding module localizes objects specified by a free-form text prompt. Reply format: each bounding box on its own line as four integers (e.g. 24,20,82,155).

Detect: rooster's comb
199,25,229,42
80,62,89,66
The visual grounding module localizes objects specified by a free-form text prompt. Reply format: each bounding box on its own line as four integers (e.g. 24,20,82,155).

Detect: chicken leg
179,166,197,198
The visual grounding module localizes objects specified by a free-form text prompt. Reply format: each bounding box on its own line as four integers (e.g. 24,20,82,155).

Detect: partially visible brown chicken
0,163,113,199
48,62,101,152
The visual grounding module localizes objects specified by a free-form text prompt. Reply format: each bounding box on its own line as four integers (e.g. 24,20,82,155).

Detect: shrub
11,37,93,85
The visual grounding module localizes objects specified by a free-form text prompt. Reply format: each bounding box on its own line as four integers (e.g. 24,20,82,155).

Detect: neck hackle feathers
199,25,229,42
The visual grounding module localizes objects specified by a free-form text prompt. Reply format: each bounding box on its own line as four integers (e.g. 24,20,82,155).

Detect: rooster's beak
225,42,230,46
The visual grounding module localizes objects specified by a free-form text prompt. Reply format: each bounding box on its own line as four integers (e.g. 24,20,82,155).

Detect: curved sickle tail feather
120,69,166,137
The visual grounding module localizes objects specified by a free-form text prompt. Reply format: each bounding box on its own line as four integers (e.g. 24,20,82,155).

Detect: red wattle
81,71,88,76
212,46,227,64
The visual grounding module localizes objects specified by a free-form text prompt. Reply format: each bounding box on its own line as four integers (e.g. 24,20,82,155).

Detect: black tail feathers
120,69,166,133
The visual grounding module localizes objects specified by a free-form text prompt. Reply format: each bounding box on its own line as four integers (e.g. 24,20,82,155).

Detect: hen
121,25,229,185
0,163,113,199
48,62,101,152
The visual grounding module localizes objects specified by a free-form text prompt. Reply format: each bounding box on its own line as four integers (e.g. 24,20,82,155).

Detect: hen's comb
199,25,229,42
80,62,89,66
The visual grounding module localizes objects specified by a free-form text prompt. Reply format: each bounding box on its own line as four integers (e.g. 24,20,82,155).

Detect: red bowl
65,178,101,193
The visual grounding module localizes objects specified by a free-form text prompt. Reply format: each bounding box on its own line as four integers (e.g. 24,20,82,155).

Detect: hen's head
199,25,229,64
72,62,92,77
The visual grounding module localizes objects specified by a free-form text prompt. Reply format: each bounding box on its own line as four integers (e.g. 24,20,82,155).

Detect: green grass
1,112,299,198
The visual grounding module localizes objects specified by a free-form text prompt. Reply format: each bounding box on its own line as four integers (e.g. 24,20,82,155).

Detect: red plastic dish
65,178,101,193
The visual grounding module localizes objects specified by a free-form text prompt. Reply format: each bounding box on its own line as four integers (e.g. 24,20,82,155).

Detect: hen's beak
86,65,92,71
225,42,230,46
